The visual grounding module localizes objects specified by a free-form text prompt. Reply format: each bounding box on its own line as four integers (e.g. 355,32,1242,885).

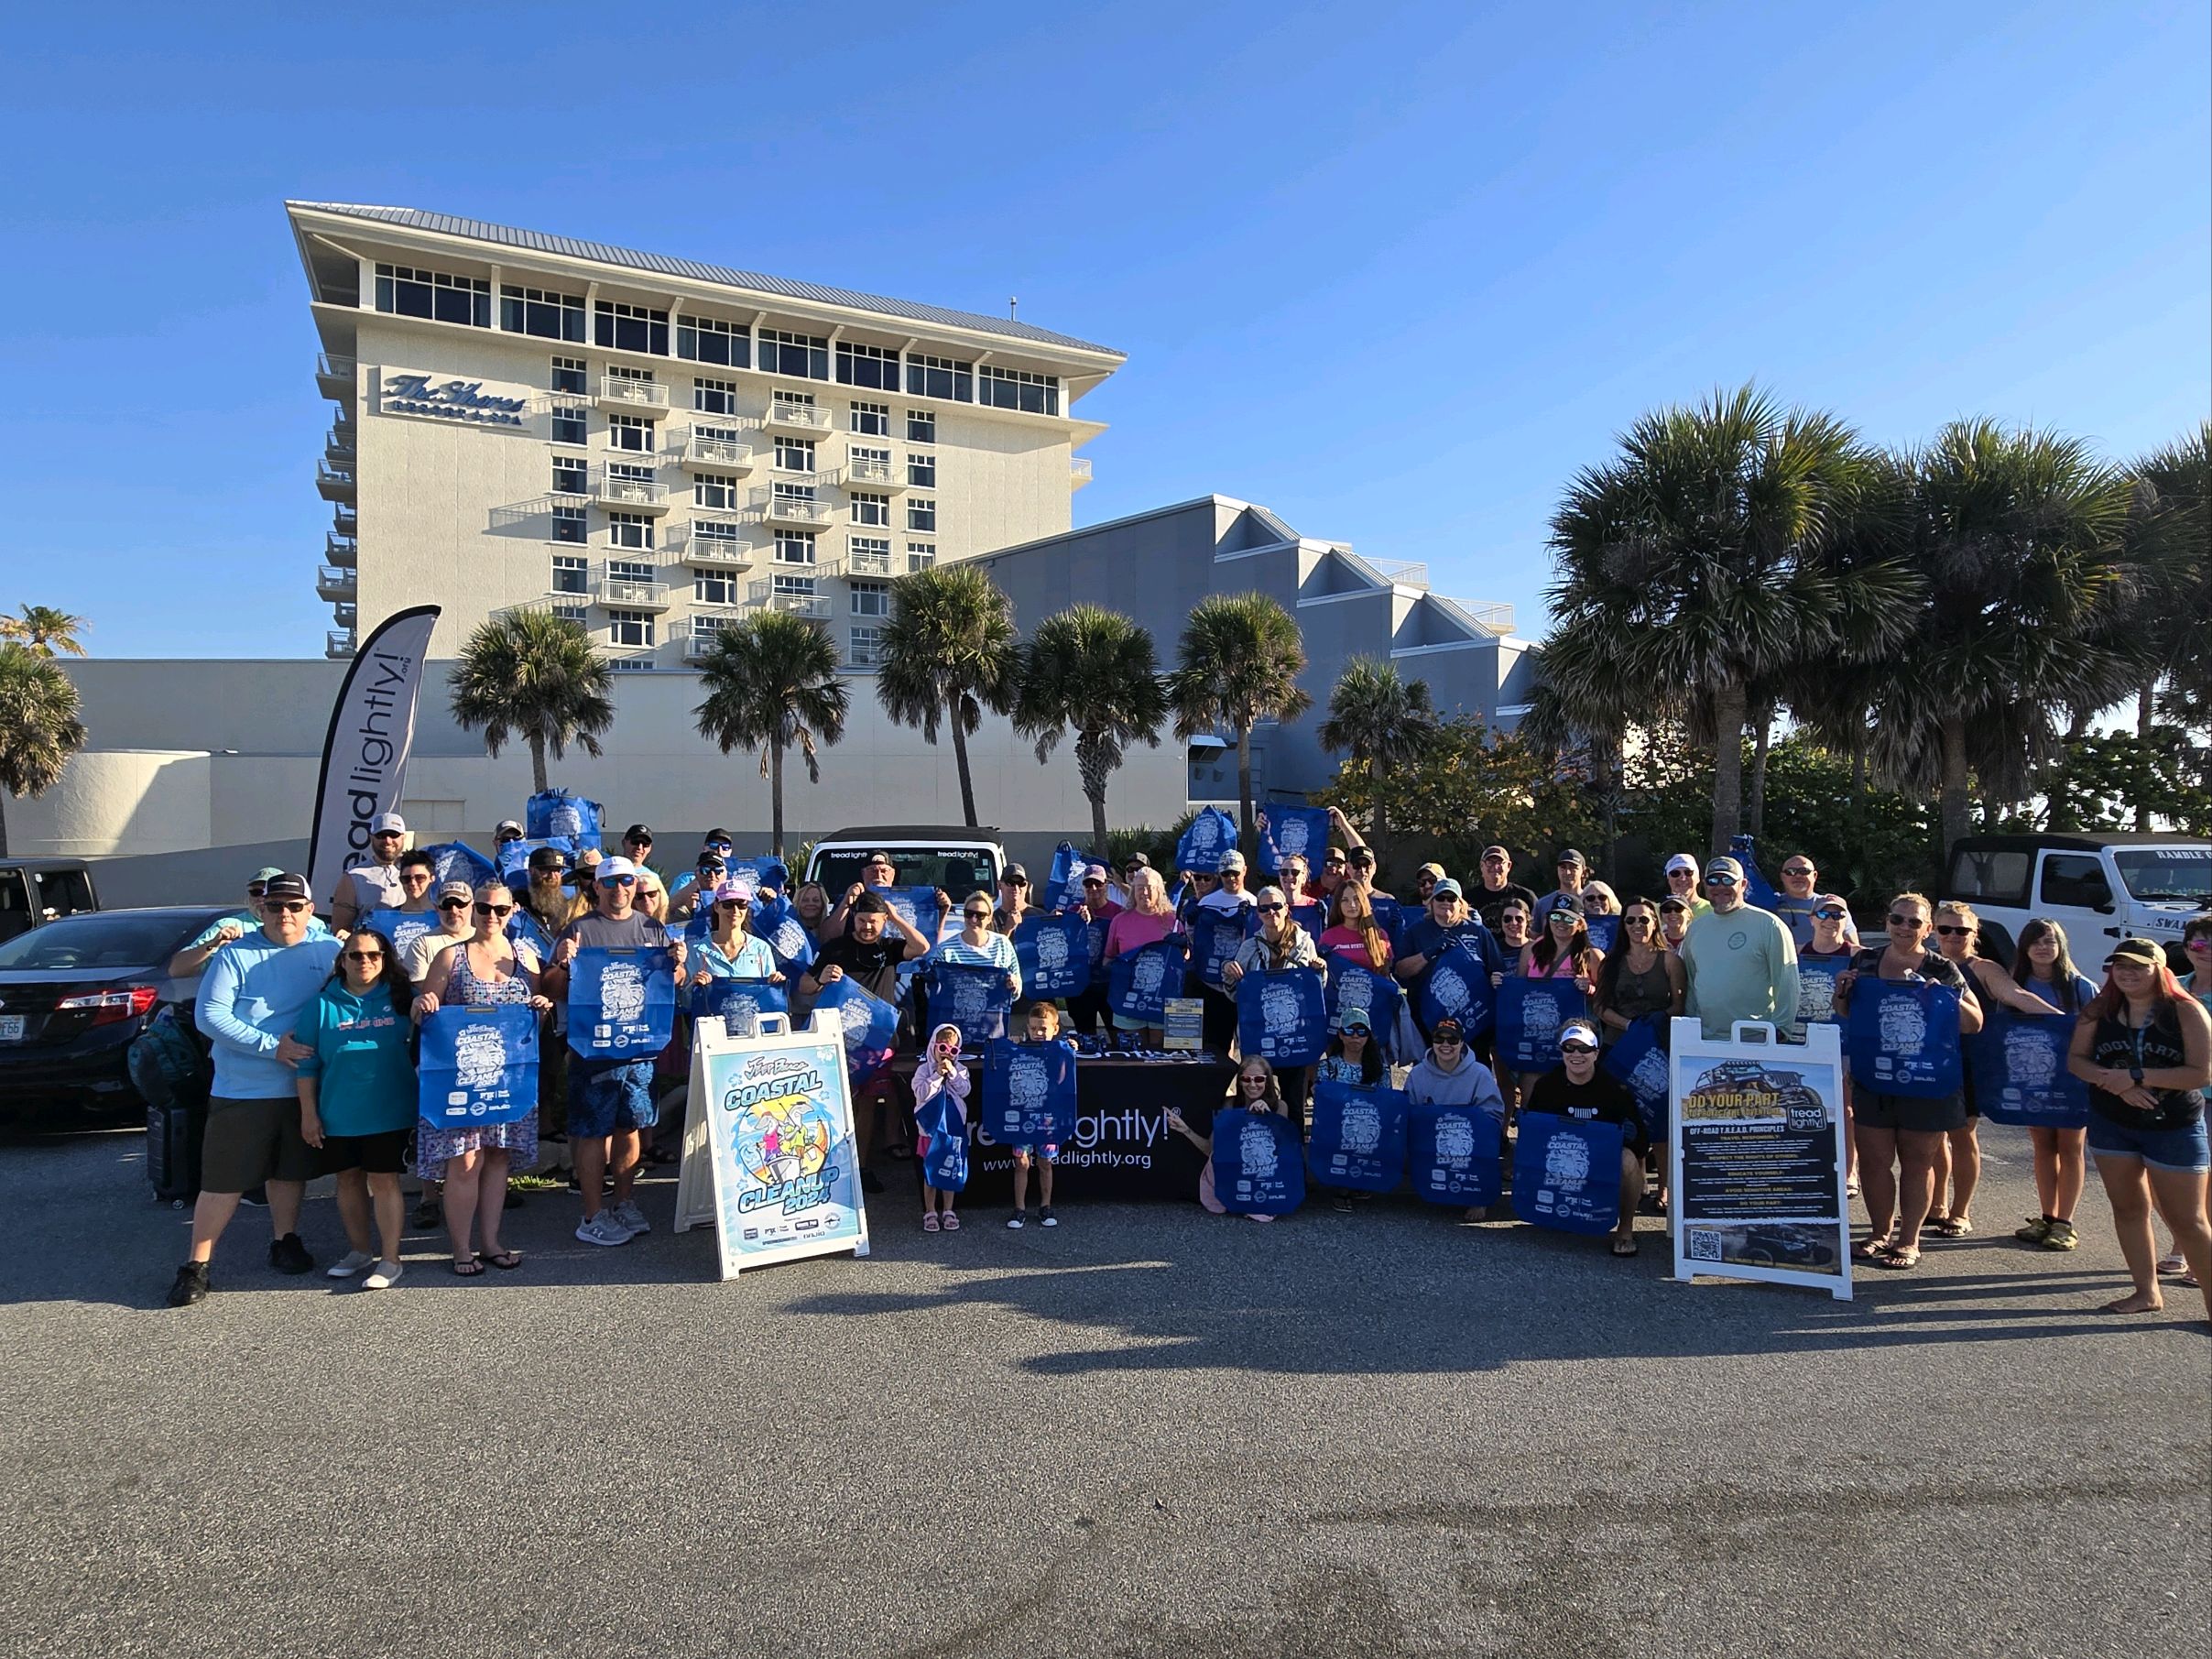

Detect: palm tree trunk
769,742,786,858
1088,787,1110,853
1596,733,1622,880
528,733,549,796
1368,756,1389,868
1074,729,1111,851
0,793,9,859
949,710,978,828
1707,678,1749,856
1235,723,1255,858
1848,734,1868,892
2133,679,2156,829
1747,701,1775,840
1938,714,1971,859
2136,676,2156,738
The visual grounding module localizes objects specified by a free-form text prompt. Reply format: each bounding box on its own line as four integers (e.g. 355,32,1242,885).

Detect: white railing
316,353,355,393
845,453,897,486
325,629,354,658
846,642,885,669
317,460,354,491
1433,595,1516,637
332,506,358,535
679,531,753,566
757,488,831,526
599,375,670,409
767,398,832,431
326,424,356,458
681,431,753,468
1362,556,1429,589
332,601,357,626
595,577,670,607
1070,456,1093,485
846,545,893,577
596,474,669,508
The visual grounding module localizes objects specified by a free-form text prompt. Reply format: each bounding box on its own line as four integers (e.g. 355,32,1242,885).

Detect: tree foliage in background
2048,726,2212,836
447,607,616,795
1317,655,1437,863
692,611,849,858
876,564,1019,829
0,643,88,859
0,606,89,659
1012,605,1169,851
1167,593,1313,857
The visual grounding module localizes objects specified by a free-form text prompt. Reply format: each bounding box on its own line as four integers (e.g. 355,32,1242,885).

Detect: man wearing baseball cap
1662,854,1713,922
167,874,343,1304
169,865,332,977
1532,849,1590,928
1396,877,1506,993
494,819,527,846
402,880,478,984
330,812,409,933
1525,1017,1649,1255
1471,846,1538,935
993,864,1037,934
1190,847,1259,1053
1680,856,1799,1040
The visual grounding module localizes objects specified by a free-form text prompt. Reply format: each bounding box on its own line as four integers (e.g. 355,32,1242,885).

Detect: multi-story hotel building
288,202,1125,665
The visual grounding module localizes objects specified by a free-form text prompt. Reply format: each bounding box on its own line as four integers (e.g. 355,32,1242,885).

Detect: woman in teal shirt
293,929,418,1289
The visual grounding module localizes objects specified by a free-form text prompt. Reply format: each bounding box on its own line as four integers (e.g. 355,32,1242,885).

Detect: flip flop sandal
1851,1239,1891,1262
2155,1253,2187,1276
1869,1247,1920,1270
478,1250,524,1270
1610,1236,1639,1258
451,1258,485,1277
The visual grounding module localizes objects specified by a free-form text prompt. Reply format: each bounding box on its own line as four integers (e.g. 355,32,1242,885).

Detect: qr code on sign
1687,1229,1722,1262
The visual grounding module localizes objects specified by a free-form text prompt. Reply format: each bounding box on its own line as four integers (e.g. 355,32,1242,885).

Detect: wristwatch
2129,1065,2145,1085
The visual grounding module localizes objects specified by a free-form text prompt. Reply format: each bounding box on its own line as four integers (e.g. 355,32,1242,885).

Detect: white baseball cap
595,856,638,881
371,812,408,835
1664,854,1699,875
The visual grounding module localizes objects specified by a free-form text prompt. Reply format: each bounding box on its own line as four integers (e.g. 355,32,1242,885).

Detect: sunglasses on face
1084,878,1106,887
372,831,403,841
1934,924,1973,937
1559,1042,1596,1056
1239,1074,1269,1087
1256,902,1284,914
247,885,268,900
600,875,636,888
343,950,383,963
265,900,309,914
2185,939,2212,952
1814,908,1846,922
706,841,733,852
474,902,514,917
1624,914,1653,926
1549,911,1575,924
1782,866,1814,878
964,910,991,921
1660,902,1687,914
1886,912,1925,928
1004,876,1028,887
717,899,748,911
403,869,431,882
1433,1036,1464,1048
1325,857,1346,868
438,898,468,912
1705,874,1738,888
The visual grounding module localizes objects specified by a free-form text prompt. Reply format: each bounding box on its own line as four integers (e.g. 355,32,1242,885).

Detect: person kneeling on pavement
1524,1019,1648,1258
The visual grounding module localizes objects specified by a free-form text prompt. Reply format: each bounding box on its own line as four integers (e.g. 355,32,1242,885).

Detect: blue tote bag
1416,943,1495,1039
497,835,573,885
929,959,1013,1046
1512,1110,1625,1235
1968,1007,2090,1128
1045,843,1104,913
751,891,817,974
1175,807,1237,874
526,788,603,849
1235,967,1329,1067
1108,938,1187,1024
566,945,676,1058
1188,908,1251,992
809,976,900,1080
506,906,554,964
690,976,789,1038
1013,912,1092,999
1408,1102,1504,1206
1324,960,1407,1055
1584,914,1620,955
1257,805,1329,874
914,1075,971,1191
1306,1079,1409,1192
1212,1107,1305,1216
1845,978,1964,1098
1599,1014,1674,1144
423,841,497,890
419,1003,539,1130
1497,977,1588,1072
364,909,438,960
981,1038,1079,1151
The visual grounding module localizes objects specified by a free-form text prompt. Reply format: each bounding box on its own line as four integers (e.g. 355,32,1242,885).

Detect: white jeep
1943,834,2211,970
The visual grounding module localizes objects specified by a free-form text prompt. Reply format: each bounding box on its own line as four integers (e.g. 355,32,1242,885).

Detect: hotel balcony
332,505,358,538
326,424,357,468
325,531,356,567
1070,456,1093,489
819,542,895,582
595,376,671,416
594,575,672,610
763,397,833,433
316,353,355,401
595,472,671,513
755,488,833,529
676,528,756,570
315,564,356,601
843,453,908,491
745,581,830,620
681,616,743,664
845,638,886,670
677,431,754,471
316,461,356,504
332,601,358,628
325,628,355,660
599,645,660,672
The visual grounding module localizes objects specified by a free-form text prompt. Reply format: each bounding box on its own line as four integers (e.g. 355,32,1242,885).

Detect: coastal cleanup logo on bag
598,958,646,1030
1335,1093,1383,1158
452,1022,507,1108
1879,994,1928,1057
1238,1115,1280,1181
1543,1131,1591,1189
2004,1024,2058,1091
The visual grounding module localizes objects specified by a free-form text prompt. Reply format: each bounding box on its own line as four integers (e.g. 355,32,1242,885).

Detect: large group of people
159,804,2212,1325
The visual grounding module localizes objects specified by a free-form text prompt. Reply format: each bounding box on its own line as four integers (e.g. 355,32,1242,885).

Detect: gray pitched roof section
290,202,1123,358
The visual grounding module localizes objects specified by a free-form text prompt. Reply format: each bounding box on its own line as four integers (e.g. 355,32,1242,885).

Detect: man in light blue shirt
168,865,332,978
167,874,343,1307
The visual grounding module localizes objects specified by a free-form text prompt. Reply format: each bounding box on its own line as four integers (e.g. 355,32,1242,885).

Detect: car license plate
0,1016,24,1042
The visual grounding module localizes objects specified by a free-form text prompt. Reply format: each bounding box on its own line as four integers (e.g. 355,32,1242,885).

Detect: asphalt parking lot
3,1119,2205,1659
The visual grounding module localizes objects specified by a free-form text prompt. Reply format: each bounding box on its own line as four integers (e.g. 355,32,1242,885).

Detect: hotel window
851,401,890,437
758,328,829,379
594,300,670,355
551,555,589,595
775,530,817,566
607,512,654,551
606,609,654,648
692,516,743,551
774,437,816,474
773,573,818,599
849,624,885,663
552,456,589,495
689,617,729,655
551,504,588,544
693,377,740,417
375,263,490,327
550,403,588,446
849,492,890,529
906,541,935,573
607,462,655,487
677,314,747,367
694,571,742,606
552,356,588,395
906,409,936,444
608,413,653,453
905,355,971,403
835,341,900,390
978,366,1060,415
907,497,936,532
692,422,745,459
849,534,891,576
502,284,585,342
849,580,890,618
608,559,654,586
607,366,656,391
907,452,936,488
551,603,588,625
771,480,817,516
693,476,741,511
849,444,892,484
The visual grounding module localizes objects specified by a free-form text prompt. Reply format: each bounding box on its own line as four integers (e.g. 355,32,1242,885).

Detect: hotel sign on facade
377,369,528,427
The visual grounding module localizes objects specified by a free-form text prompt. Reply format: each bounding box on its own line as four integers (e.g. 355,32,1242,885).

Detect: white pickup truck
804,826,1007,917
1942,833,2212,969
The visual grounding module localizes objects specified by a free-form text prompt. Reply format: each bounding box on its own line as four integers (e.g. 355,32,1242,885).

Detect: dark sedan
0,906,226,1120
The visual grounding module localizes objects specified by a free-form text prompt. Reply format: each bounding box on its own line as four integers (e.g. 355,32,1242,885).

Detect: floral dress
417,944,541,1171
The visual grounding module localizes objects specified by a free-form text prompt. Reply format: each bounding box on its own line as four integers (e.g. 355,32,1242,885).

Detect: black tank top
2088,1008,2206,1129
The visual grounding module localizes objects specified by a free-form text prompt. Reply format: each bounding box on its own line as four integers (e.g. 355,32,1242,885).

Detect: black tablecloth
888,1053,1234,1203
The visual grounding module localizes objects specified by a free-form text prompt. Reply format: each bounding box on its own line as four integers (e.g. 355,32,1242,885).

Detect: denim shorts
568,1059,658,1138
2087,1110,2210,1173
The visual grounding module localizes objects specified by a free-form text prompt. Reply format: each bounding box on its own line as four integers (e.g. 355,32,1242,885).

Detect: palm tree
1166,593,1313,857
2122,423,2210,737
1868,420,2139,856
1521,635,1637,877
448,608,616,795
1546,384,1917,855
0,606,89,658
693,610,849,857
875,564,1019,828
1011,605,1169,849
1316,655,1436,861
0,644,88,857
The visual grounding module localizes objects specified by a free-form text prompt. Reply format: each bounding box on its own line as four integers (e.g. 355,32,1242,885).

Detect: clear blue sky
3,1,2205,659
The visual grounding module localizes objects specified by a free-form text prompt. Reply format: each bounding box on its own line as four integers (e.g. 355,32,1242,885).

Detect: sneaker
362,1260,406,1289
410,1196,441,1229
1007,1213,1026,1230
239,1185,268,1208
2013,1216,2053,1244
165,1261,210,1306
575,1209,636,1248
1040,1207,1058,1228
612,1198,649,1236
2040,1219,2080,1252
326,1250,375,1280
268,1233,315,1275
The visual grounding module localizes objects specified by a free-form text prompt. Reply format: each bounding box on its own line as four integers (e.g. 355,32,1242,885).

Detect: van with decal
1941,833,2211,970
804,827,1006,911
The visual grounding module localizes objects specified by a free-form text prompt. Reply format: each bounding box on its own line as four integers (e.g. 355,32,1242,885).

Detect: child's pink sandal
921,1213,941,1232
942,1211,960,1230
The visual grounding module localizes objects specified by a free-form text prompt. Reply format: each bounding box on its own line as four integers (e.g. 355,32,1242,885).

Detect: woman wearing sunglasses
1796,896,1860,1196
291,930,416,1289
412,883,554,1274
1168,1056,1292,1222
1831,893,1983,1270
1524,1019,1648,1256
1593,897,1683,1046
688,879,783,988
1923,900,2007,1239
1512,893,1605,1099
927,889,1024,999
